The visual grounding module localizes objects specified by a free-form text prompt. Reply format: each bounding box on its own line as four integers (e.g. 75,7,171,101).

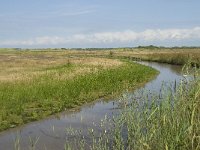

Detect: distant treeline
1,45,200,51
137,45,200,49
59,46,200,51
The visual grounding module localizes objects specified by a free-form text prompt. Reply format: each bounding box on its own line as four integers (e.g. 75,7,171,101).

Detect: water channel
0,61,183,150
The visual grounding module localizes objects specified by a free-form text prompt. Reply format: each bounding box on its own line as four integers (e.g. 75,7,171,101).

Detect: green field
0,49,157,131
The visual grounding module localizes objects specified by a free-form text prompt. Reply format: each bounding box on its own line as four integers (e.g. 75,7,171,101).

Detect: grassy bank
0,50,158,131
118,48,200,67
126,49,200,67
112,71,200,149
113,49,200,67
65,64,200,150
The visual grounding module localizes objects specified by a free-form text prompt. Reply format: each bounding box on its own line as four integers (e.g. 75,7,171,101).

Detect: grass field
0,49,158,131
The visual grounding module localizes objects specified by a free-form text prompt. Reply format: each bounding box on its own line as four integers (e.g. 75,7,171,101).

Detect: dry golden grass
58,48,200,66
0,51,122,82
70,48,200,57
1,47,199,82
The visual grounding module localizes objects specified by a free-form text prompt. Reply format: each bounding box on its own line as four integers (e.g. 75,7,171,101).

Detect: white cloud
1,27,200,47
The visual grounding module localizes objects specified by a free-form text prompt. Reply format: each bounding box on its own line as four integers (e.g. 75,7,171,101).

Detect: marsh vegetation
53,47,200,67
0,50,157,131
0,48,199,150
65,64,200,150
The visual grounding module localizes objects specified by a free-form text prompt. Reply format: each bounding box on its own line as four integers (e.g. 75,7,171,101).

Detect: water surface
0,62,183,150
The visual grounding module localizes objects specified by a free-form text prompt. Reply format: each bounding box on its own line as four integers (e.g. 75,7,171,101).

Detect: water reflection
0,62,183,150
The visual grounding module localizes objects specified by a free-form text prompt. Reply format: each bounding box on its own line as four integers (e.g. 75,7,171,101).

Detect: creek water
0,62,183,150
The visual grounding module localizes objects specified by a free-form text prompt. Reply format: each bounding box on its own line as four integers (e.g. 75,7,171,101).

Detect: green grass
113,78,200,149
64,64,200,150
0,61,158,131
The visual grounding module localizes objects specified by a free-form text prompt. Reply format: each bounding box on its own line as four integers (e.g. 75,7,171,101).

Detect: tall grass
63,64,200,150
107,49,200,67
134,53,200,67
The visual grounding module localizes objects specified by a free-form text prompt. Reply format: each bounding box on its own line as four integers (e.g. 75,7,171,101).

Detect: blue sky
0,0,200,48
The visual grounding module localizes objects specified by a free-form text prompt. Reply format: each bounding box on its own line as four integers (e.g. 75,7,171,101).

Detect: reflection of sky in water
137,61,182,93
0,62,183,150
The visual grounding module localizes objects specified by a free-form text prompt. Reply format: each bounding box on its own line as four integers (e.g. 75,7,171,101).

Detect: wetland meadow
0,47,199,149
1,0,200,149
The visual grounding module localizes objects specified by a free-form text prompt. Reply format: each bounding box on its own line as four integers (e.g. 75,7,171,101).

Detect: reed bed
63,63,200,150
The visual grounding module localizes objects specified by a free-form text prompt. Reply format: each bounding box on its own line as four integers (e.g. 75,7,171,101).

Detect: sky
0,0,200,48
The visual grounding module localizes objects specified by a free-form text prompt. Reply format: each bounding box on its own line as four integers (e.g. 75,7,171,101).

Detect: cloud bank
1,27,200,47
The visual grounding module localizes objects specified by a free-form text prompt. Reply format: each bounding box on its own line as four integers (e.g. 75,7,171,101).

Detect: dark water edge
0,62,183,150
